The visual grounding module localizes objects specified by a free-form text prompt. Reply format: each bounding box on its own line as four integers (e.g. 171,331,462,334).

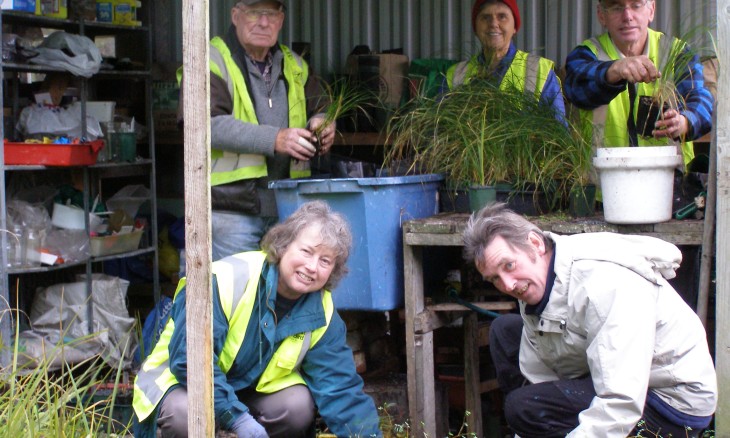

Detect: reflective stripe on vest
133,252,266,421
579,29,693,166
209,39,311,184
446,50,553,100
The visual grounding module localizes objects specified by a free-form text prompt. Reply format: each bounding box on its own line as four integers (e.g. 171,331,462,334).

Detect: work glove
231,412,269,438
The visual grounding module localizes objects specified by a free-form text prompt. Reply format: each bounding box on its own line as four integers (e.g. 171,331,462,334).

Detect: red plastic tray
3,140,104,166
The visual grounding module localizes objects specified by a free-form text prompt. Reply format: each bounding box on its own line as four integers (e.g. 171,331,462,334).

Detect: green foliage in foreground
0,310,133,437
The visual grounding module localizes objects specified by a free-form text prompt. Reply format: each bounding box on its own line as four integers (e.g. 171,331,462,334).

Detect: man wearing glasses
563,0,712,161
562,0,713,318
201,0,334,261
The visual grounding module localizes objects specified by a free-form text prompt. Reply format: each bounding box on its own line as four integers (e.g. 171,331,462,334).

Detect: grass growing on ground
0,305,133,436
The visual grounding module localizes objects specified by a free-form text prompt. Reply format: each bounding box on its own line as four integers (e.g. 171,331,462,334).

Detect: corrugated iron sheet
204,0,716,78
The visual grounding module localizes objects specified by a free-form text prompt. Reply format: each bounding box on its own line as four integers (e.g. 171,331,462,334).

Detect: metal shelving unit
0,9,159,367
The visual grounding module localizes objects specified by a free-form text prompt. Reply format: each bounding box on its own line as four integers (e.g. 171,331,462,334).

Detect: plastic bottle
9,225,26,268
24,228,42,267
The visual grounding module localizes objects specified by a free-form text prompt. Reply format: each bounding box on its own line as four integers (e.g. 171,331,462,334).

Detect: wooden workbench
402,212,705,438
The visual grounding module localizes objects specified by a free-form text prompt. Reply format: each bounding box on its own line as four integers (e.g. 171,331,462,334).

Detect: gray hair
462,202,552,269
261,200,352,289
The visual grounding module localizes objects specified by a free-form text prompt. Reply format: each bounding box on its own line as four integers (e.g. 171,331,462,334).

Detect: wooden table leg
404,241,436,438
464,312,483,436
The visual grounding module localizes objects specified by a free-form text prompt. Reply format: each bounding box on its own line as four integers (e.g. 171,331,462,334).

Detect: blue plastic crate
270,174,443,311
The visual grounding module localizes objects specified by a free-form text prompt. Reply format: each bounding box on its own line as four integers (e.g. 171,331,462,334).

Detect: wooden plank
407,214,703,245
333,131,391,146
463,313,483,437
182,0,214,436
413,309,459,334
426,302,517,312
404,241,436,438
697,113,718,326
480,378,500,393
404,232,464,246
714,1,729,435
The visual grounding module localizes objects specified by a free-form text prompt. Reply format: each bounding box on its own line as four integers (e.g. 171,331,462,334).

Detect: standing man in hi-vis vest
133,201,382,437
444,0,566,119
181,0,335,261
563,0,714,310
563,0,713,166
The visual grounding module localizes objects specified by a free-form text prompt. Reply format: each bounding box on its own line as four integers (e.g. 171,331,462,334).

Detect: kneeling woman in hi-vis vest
133,201,382,438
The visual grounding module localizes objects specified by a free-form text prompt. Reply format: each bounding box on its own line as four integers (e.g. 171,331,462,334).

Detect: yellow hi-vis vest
446,50,555,100
208,39,311,184
132,251,334,422
578,29,694,167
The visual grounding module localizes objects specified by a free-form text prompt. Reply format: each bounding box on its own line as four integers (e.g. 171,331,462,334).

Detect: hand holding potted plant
309,78,376,154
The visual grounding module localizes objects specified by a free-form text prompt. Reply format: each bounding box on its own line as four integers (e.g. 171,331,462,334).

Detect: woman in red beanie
445,0,565,118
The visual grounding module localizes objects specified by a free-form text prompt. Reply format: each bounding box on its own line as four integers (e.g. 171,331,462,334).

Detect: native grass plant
384,79,590,208
638,22,717,139
627,419,715,438
311,77,377,151
315,403,477,438
0,298,133,436
376,403,477,438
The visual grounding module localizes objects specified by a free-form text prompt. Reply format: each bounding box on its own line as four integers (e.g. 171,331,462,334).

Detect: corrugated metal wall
205,0,716,78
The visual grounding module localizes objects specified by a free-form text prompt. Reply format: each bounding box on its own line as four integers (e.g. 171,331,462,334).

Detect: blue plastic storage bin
270,174,443,310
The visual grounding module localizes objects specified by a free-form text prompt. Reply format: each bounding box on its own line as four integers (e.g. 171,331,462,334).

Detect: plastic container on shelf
3,140,104,166
51,203,103,231
270,174,443,311
90,229,143,257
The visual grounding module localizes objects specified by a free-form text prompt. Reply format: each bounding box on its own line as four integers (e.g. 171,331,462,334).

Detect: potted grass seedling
310,78,376,153
635,25,716,139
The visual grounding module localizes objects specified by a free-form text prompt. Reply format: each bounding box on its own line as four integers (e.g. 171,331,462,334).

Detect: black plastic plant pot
569,184,597,218
636,96,670,138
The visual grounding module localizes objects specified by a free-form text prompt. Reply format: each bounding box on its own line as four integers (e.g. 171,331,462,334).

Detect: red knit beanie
472,0,521,33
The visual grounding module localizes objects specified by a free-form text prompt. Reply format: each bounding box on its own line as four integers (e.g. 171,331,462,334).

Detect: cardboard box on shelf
345,52,409,107
113,0,141,26
153,81,180,134
38,0,67,18
95,0,112,22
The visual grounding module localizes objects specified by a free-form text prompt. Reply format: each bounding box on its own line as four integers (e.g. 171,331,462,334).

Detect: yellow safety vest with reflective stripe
208,39,311,183
132,251,334,422
578,29,693,166
446,50,554,100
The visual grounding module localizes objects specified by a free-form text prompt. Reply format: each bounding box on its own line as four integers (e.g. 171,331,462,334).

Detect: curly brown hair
261,200,352,290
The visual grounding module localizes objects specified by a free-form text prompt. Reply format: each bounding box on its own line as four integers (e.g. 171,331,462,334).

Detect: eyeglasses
239,8,284,24
602,0,650,16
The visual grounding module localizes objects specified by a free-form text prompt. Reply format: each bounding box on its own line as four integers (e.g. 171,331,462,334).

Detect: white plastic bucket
595,145,678,158
593,149,682,224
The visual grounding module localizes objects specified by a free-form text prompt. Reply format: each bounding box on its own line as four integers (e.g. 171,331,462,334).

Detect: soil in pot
636,96,670,138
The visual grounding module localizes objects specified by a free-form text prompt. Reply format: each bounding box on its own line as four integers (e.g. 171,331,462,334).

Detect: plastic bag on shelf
6,199,51,231
29,31,102,78
16,102,103,140
29,274,137,370
106,184,151,219
44,228,90,263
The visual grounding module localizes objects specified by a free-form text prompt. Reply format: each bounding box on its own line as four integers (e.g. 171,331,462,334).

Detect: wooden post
715,1,729,436
182,0,214,436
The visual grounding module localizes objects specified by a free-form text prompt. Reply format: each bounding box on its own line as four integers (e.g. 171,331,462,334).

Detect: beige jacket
519,232,716,437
